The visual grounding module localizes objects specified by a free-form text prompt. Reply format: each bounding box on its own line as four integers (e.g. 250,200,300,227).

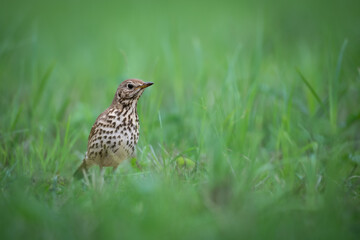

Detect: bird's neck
112,99,138,115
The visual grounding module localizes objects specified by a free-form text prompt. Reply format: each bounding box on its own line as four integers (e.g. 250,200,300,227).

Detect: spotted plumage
74,79,153,178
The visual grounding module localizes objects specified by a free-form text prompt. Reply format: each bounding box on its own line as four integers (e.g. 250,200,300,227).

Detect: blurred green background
1,0,360,239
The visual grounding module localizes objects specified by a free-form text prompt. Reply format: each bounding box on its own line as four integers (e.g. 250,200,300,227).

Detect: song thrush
74,79,153,179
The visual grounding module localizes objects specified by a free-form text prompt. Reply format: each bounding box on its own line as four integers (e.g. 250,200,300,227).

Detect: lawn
0,0,360,239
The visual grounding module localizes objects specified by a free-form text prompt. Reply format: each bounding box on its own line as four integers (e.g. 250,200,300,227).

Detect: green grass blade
32,62,55,110
296,68,322,105
329,39,348,130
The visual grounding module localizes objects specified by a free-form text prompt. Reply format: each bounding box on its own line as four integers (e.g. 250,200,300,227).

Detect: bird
74,79,153,179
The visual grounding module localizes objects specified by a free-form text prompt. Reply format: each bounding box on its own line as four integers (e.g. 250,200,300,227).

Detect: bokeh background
1,0,360,239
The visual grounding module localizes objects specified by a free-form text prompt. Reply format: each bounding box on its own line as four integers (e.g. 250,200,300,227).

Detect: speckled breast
87,107,139,166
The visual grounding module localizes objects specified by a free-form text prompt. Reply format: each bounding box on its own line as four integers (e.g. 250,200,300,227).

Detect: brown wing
87,109,110,143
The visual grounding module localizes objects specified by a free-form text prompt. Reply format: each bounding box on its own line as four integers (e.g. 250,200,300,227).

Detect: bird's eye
127,83,134,89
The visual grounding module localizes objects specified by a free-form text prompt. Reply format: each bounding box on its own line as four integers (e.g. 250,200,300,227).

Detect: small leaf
176,157,195,170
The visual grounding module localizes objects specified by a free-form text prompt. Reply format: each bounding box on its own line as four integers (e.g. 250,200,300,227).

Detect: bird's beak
138,82,154,89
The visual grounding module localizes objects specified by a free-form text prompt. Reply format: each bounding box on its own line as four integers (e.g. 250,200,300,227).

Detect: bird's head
113,79,153,107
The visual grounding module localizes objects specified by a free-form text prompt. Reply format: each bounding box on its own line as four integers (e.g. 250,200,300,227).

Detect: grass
1,0,360,239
